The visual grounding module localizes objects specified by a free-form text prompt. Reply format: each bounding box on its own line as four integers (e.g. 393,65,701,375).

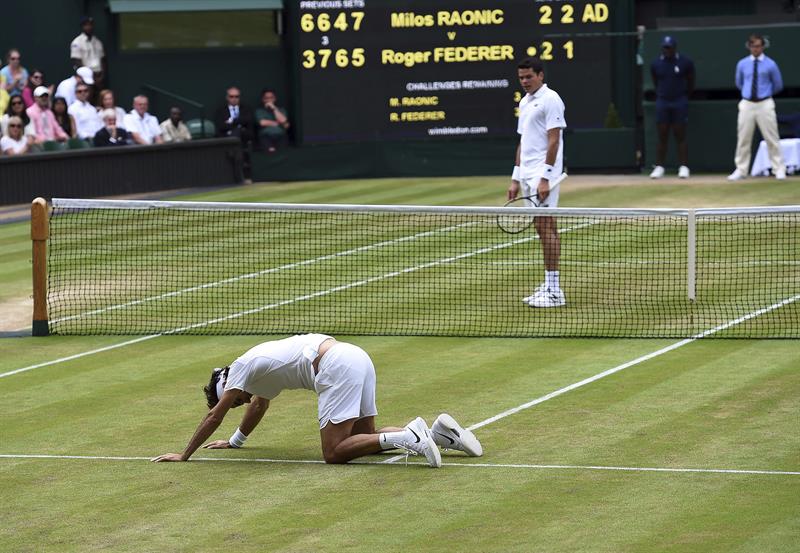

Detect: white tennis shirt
517,83,567,180
224,334,332,400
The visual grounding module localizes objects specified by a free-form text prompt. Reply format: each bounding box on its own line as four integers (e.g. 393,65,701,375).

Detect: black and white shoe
431,413,483,457
396,417,442,468
528,286,566,308
522,283,546,305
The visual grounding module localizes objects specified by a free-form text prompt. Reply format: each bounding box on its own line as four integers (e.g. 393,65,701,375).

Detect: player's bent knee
322,450,349,464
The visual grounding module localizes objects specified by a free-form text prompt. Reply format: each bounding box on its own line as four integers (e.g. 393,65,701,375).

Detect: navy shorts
656,98,689,125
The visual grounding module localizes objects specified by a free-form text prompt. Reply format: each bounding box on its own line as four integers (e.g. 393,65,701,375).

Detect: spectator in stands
215,86,255,182
1,49,29,97
649,36,694,180
70,16,106,94
52,97,77,139
55,66,94,107
1,116,34,155
729,34,785,181
1,94,35,138
94,109,131,147
160,106,192,142
68,83,102,140
22,69,53,108
96,89,127,128
26,86,68,144
0,75,8,116
255,88,290,153
124,95,163,145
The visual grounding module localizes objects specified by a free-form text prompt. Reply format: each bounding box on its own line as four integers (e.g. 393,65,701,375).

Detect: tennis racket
497,172,568,234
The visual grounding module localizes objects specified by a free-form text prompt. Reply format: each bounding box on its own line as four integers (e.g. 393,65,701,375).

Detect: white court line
0,335,161,379
383,292,800,463
0,454,797,477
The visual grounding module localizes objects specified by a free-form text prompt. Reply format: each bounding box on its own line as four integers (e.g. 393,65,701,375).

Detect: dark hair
261,88,276,96
748,34,765,47
203,367,228,409
8,94,30,126
26,69,44,90
517,57,545,74
51,97,71,134
52,96,68,112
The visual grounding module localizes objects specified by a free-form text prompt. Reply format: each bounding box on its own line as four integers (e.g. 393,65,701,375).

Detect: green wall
642,25,800,92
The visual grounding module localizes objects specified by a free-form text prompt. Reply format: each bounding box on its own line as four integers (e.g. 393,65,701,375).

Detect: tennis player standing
509,57,568,308
152,334,482,467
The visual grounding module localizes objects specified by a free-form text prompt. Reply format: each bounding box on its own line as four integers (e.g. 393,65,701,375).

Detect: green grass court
1,175,799,552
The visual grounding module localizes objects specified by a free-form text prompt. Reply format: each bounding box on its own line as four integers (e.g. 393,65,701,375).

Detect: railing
141,84,210,138
0,138,242,206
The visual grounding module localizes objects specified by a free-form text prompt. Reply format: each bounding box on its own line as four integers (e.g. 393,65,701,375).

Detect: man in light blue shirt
728,34,786,180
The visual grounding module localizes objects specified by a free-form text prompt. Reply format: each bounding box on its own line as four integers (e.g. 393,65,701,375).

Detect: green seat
42,141,66,152
186,118,216,139
67,138,90,150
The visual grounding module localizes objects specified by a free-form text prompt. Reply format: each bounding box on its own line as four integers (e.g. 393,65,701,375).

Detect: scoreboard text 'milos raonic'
297,1,613,143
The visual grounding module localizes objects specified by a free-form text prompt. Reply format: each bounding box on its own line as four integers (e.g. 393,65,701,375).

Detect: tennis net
43,199,799,338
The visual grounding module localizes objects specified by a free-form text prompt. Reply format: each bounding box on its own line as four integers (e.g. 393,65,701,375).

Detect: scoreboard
295,0,616,144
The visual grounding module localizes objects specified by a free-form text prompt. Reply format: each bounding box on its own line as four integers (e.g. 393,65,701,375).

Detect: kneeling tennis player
152,334,482,467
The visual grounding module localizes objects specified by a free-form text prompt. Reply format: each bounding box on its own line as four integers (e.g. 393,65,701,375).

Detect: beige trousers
735,98,785,175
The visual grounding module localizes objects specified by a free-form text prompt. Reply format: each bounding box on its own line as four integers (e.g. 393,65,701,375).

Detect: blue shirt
736,54,783,100
651,53,694,101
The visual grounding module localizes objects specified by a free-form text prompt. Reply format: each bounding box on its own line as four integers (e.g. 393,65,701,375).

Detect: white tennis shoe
678,165,690,179
522,283,546,304
727,169,746,181
649,165,665,179
431,413,483,457
397,417,441,468
528,286,566,308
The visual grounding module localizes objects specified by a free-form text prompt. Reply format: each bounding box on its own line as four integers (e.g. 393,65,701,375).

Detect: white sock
545,270,559,290
379,430,409,450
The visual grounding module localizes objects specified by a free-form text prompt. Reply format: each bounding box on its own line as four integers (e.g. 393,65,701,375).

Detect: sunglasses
10,56,20,61
11,100,23,105
32,74,43,79
77,89,89,93
9,124,22,128
227,94,240,98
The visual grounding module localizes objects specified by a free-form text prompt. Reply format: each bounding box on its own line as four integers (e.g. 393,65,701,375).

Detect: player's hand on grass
202,439,233,449
151,453,185,462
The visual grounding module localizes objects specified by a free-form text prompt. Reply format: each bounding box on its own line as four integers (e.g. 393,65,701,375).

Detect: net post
687,208,696,302
31,197,50,336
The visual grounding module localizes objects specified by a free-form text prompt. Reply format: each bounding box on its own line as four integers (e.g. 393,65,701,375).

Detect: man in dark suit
215,86,255,183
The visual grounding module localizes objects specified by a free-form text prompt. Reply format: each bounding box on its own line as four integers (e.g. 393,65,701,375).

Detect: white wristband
229,427,248,448
512,166,521,181
542,164,555,180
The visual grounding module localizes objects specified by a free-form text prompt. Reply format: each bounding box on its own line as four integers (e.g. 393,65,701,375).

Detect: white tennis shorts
314,343,378,429
521,176,560,208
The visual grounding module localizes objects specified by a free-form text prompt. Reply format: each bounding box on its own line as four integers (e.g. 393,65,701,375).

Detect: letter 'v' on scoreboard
296,1,617,144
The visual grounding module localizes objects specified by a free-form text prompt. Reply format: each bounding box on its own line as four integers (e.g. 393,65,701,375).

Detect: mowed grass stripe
497,340,800,469
0,221,33,302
